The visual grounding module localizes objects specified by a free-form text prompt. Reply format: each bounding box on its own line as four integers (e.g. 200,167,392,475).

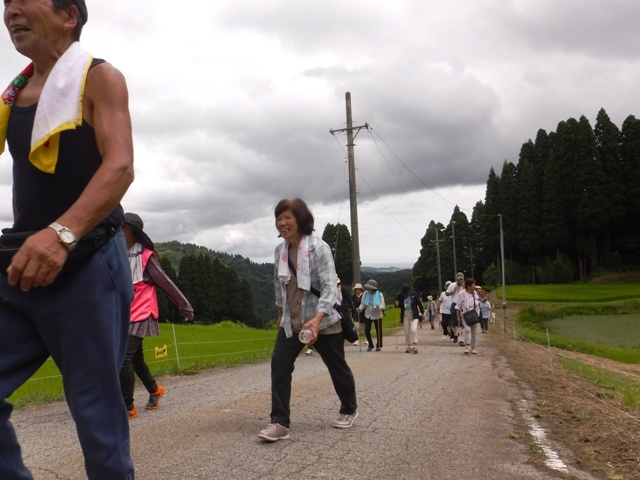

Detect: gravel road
12,328,598,480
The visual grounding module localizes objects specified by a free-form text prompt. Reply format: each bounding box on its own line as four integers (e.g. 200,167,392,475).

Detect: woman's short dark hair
274,197,314,235
464,278,476,289
52,0,87,40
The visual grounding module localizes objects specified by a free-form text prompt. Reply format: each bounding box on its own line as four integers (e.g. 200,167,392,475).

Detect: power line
368,127,475,215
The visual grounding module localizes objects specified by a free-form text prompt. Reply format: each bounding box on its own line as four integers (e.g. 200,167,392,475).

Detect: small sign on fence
154,344,168,359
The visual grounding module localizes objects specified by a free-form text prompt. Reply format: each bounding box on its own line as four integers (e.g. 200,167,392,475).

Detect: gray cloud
1,0,638,265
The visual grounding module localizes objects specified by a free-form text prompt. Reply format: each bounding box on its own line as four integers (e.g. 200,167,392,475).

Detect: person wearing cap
358,279,386,351
446,272,466,346
120,213,194,419
0,1,136,477
438,281,453,341
394,283,424,353
351,283,365,346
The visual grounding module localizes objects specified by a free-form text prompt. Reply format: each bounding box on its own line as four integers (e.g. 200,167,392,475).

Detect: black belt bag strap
0,226,117,275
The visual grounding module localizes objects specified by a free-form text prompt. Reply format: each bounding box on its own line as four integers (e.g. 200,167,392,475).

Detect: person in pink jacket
119,213,194,419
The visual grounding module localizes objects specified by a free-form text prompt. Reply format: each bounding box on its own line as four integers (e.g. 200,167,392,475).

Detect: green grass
506,281,640,411
504,283,640,303
558,357,640,410
549,315,640,348
516,305,640,364
10,313,405,408
9,321,277,408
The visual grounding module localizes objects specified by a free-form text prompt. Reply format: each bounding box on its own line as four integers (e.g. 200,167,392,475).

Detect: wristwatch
48,222,78,251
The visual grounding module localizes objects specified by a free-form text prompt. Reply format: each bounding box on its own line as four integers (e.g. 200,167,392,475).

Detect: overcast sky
1,0,638,267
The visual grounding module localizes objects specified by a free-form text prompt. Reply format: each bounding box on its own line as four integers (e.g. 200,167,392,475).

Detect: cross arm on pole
329,123,370,141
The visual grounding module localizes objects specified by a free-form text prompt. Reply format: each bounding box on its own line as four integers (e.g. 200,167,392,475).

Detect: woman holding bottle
258,197,358,442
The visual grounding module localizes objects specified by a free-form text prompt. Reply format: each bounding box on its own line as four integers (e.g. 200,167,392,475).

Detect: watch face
60,231,75,244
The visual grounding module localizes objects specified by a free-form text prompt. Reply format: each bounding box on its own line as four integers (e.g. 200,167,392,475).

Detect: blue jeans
270,327,357,428
0,233,134,480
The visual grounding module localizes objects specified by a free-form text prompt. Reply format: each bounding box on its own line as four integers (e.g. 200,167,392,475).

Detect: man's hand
7,229,68,291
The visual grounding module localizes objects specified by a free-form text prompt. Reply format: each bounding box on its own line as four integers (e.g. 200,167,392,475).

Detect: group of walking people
437,272,494,354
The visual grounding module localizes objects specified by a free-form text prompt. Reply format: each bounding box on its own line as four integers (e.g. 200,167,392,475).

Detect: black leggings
120,335,158,410
364,317,383,348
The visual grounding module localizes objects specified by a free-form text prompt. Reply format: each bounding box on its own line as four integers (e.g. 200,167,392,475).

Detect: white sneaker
304,349,313,355
464,346,470,354
442,335,447,340
412,345,418,354
405,347,412,353
333,411,359,429
258,423,290,442
353,340,360,346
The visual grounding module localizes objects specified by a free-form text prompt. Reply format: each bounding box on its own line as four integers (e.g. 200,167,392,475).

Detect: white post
172,323,181,370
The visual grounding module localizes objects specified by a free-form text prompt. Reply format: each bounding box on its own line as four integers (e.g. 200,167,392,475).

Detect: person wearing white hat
426,295,436,330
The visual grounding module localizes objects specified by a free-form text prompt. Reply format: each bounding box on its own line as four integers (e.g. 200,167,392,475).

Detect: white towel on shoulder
30,42,92,173
277,235,311,291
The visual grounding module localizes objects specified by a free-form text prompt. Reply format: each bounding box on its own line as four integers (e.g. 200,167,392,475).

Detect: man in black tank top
0,2,135,479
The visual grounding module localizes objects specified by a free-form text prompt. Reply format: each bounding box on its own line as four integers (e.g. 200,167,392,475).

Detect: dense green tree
552,118,580,222
515,159,541,278
533,129,552,186
540,150,571,256
594,108,625,266
447,207,473,278
497,161,518,258
619,115,640,264
156,254,181,323
621,116,640,228
412,220,445,294
480,167,500,268
573,116,608,276
322,223,354,286
470,201,487,284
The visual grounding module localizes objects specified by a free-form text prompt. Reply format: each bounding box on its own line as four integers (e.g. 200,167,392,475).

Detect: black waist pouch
0,227,117,275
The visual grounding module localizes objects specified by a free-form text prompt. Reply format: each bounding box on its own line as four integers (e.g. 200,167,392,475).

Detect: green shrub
536,254,575,284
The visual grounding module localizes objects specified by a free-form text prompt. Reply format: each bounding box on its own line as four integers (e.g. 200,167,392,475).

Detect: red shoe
128,407,138,420
145,385,165,410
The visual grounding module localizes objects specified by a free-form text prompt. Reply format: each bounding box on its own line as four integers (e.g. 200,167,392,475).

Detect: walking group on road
436,272,494,354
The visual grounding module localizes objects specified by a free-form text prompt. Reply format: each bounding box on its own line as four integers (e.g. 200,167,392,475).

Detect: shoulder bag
288,259,359,343
462,294,480,326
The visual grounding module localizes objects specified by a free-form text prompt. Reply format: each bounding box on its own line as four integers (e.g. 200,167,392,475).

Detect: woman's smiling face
276,209,301,243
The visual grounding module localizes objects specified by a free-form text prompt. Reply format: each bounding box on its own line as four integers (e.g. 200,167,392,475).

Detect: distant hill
154,241,423,325
155,241,276,326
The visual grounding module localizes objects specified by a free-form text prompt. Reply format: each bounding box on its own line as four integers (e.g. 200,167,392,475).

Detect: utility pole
452,220,457,276
435,227,442,290
330,92,369,285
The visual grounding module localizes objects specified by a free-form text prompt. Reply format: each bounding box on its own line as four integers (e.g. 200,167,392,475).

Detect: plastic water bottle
298,329,313,344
